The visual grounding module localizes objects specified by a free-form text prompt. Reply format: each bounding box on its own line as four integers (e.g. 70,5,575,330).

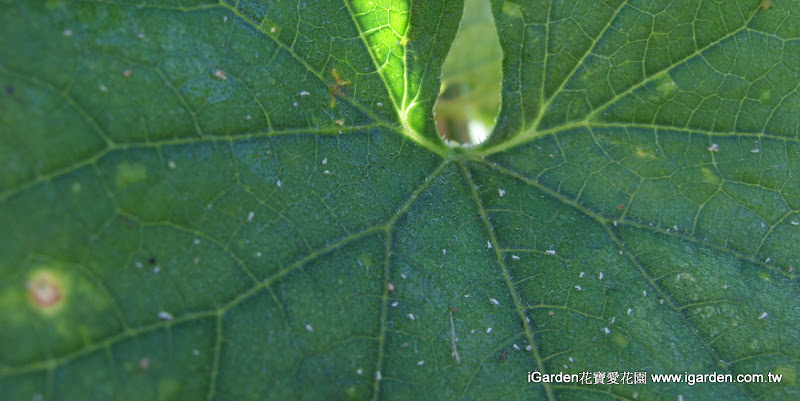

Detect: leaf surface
1,1,799,400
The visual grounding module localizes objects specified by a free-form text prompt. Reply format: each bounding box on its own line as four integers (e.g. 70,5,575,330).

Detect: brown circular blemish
26,271,65,312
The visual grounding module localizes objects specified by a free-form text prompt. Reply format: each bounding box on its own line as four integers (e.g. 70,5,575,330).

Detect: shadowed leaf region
1,0,799,400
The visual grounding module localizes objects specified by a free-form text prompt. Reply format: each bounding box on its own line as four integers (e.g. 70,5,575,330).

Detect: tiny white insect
407,313,415,320
376,371,382,381
442,249,447,255
135,261,143,269
276,180,282,188
751,148,760,153
579,272,585,278
323,170,330,175
401,273,407,279
223,16,227,22
568,357,574,363
490,298,499,306
192,349,200,356
214,69,228,81
168,160,176,170
707,143,719,152
598,272,604,280
513,344,520,350
603,327,610,334
247,211,255,222
486,327,492,334
391,301,398,307
758,312,769,320
417,360,425,366
153,266,160,274
627,308,633,316
63,29,73,37
193,238,201,245
498,189,506,197
98,84,108,92
137,33,145,39
512,255,520,260
766,257,771,263
158,311,174,321
574,285,582,291
613,221,618,227
487,240,492,249
792,221,800,226
270,27,277,33
377,102,383,107
643,290,647,297
299,91,310,96
305,324,313,332
356,368,363,375
322,158,328,165
546,249,556,255
245,115,251,120
525,345,533,351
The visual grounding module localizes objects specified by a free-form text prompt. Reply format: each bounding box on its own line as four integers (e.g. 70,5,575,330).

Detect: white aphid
135,261,143,269
490,298,500,306
525,345,533,351
214,69,227,81
299,91,310,96
574,286,582,291
322,158,328,165
158,311,174,321
751,149,760,153
627,308,633,316
99,84,108,92
512,255,520,260
400,273,406,279
707,143,719,152
486,327,492,334
376,371,382,381
417,360,424,366
513,344,520,350
579,272,585,278
603,327,610,334
305,324,313,332
598,272,604,280
498,189,506,197
487,240,492,249
193,238,201,245
63,29,73,37
247,211,255,222
546,249,556,255
356,368,363,375
442,249,447,255
758,312,769,320
391,301,398,307
276,180,282,187
407,313,415,320
323,170,330,175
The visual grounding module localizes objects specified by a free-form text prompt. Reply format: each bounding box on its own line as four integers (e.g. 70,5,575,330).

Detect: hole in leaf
434,0,502,145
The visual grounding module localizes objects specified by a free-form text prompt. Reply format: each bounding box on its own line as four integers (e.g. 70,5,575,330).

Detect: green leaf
2,0,799,400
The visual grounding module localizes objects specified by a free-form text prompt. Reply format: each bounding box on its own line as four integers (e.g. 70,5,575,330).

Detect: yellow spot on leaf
635,148,658,160
27,270,67,314
701,167,720,185
775,365,796,385
115,162,147,189
502,1,523,19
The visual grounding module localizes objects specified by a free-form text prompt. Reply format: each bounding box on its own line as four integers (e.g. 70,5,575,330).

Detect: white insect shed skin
490,298,500,306
158,311,174,321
